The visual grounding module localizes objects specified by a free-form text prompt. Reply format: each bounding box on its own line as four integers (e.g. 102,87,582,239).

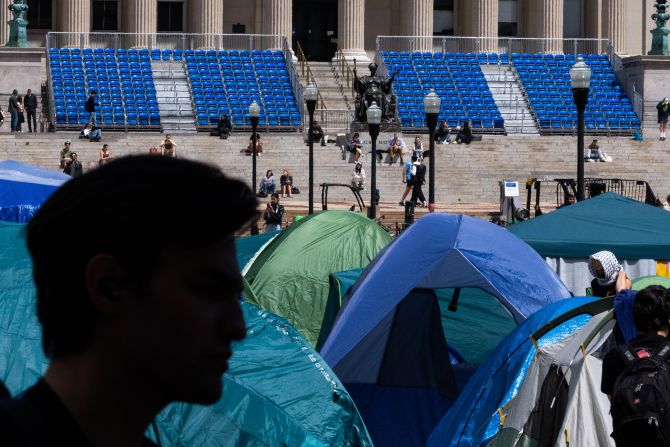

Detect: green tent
0,223,372,447
632,275,670,290
508,192,670,259
245,211,392,347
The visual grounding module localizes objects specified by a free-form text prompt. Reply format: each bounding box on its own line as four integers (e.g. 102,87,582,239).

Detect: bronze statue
352,60,398,123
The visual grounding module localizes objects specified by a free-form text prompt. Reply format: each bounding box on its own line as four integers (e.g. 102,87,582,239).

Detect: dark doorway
293,0,338,61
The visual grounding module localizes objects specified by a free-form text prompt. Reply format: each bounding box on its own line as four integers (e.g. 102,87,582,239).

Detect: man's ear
85,253,127,315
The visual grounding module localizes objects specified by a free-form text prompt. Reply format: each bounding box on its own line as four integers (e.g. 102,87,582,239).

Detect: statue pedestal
350,121,401,134
6,18,28,48
649,27,670,56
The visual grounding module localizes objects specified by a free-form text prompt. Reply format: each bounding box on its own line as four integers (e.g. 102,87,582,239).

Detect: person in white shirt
351,162,366,189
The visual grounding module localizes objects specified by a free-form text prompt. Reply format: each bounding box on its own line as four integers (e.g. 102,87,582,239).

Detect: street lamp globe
570,57,592,90
367,101,382,125
249,100,260,118
304,83,318,102
423,89,441,115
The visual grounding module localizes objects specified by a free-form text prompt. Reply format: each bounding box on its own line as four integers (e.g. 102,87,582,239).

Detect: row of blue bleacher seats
50,47,160,127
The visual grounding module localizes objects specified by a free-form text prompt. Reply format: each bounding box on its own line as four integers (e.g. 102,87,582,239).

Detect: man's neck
44,353,162,447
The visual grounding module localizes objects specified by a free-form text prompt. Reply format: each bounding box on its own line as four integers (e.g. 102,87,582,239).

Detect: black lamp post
570,57,592,201
424,89,441,212
366,101,382,219
249,100,260,234
304,83,318,214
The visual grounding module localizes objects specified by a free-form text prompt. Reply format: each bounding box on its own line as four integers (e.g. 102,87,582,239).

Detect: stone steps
2,132,668,205
482,64,539,135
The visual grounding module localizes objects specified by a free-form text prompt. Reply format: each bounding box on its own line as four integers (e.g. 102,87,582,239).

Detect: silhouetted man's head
27,155,256,404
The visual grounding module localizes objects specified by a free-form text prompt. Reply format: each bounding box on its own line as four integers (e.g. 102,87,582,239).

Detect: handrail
333,49,356,103
295,41,327,109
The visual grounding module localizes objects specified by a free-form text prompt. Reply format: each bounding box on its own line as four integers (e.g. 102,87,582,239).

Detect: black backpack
411,164,426,186
610,342,670,446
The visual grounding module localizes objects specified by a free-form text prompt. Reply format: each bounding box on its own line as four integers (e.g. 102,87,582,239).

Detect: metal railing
46,32,286,52
295,41,327,109
376,36,610,57
333,49,356,103
303,108,354,133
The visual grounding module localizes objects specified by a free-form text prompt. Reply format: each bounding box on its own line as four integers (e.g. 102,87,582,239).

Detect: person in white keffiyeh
588,251,631,297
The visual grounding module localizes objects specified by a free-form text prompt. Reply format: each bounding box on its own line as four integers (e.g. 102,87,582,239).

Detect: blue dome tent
320,214,571,447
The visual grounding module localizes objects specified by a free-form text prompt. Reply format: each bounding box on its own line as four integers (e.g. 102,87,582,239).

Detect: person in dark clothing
311,121,326,146
601,285,670,446
0,156,254,447
85,91,97,126
7,89,18,132
455,121,473,145
63,152,83,177
434,120,451,144
24,89,38,133
409,155,427,207
217,114,232,139
263,193,284,233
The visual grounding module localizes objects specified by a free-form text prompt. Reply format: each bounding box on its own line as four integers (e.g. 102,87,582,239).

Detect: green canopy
508,193,670,259
0,223,372,447
632,275,670,290
245,211,392,347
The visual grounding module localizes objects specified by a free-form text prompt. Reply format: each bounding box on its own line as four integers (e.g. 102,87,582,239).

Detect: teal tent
508,193,667,295
0,223,372,447
508,192,670,259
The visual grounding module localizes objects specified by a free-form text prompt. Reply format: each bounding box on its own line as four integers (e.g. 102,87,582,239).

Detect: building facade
0,0,653,59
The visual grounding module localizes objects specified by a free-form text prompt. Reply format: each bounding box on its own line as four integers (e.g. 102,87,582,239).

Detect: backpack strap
654,341,670,362
617,343,638,365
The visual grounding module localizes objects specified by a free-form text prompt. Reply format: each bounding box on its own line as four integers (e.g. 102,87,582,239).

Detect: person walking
85,90,97,126
409,155,427,207
658,98,670,141
24,89,38,133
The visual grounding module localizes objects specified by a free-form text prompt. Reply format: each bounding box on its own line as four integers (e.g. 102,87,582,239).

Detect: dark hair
266,170,273,177
411,155,418,162
633,285,670,332
27,155,256,358
271,192,279,199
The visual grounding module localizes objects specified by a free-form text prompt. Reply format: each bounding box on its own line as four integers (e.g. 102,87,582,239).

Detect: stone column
0,0,11,47
466,0,499,53
124,0,157,48
402,0,434,52
535,0,564,53
190,0,224,48
56,0,91,47
338,0,368,62
262,0,292,50
603,0,627,54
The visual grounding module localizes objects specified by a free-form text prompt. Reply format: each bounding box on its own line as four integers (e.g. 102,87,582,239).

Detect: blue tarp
235,232,279,271
320,214,571,447
0,160,69,222
427,297,602,446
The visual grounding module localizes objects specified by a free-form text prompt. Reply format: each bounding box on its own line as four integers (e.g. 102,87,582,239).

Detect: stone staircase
151,61,197,133
1,132,668,209
482,64,538,135
300,62,350,110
